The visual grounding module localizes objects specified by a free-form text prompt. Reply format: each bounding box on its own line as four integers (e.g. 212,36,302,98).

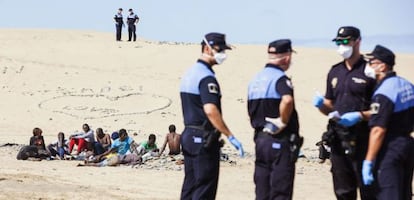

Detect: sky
0,0,413,52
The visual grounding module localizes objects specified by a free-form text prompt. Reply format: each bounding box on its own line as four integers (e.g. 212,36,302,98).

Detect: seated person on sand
158,124,181,157
47,132,69,159
93,129,139,163
16,127,49,160
136,134,160,162
30,127,47,151
94,128,111,155
137,134,159,155
30,127,50,158
68,123,95,155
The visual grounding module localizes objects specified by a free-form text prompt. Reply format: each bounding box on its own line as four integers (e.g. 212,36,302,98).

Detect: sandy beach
0,29,413,200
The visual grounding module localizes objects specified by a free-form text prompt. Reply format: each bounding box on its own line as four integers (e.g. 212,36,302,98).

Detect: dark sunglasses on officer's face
335,39,350,46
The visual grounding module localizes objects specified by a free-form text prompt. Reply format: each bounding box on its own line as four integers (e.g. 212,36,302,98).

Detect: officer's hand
228,135,244,157
362,160,374,185
313,93,324,108
338,111,362,127
263,117,286,135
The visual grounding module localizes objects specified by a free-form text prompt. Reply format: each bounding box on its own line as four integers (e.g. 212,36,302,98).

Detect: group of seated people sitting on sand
16,123,182,167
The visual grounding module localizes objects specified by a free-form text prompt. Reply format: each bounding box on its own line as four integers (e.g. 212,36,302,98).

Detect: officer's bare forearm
365,126,386,161
279,95,293,124
319,99,334,115
203,103,232,137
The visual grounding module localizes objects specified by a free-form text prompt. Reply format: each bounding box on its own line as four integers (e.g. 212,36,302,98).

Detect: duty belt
186,125,215,132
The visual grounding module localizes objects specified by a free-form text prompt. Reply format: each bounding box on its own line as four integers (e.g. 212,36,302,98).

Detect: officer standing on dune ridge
114,8,124,41
179,32,244,200
126,8,139,42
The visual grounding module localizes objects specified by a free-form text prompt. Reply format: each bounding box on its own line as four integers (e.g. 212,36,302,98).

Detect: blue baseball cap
268,39,296,54
332,26,360,41
202,32,232,51
366,45,395,67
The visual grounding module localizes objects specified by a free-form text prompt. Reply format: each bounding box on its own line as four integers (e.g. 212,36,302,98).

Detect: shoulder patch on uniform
286,79,293,89
208,83,219,94
370,102,380,115
331,77,338,89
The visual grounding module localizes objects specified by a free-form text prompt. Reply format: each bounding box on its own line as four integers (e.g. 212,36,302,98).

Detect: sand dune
0,29,413,199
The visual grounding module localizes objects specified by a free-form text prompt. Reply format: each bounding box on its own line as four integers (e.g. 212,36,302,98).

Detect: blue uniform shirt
127,13,139,25
180,60,221,129
325,57,376,115
369,72,414,135
247,64,299,134
114,13,123,24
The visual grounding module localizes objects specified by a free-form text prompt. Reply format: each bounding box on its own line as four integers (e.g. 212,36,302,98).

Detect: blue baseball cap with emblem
332,26,361,41
202,32,232,51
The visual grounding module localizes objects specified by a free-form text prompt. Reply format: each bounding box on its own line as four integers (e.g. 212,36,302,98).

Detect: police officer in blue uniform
313,26,377,200
114,8,124,41
127,8,139,42
179,32,244,200
356,45,414,199
248,39,303,200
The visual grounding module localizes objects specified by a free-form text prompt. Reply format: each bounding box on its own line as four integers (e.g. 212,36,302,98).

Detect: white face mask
213,51,227,64
337,45,353,59
364,63,379,79
204,38,227,65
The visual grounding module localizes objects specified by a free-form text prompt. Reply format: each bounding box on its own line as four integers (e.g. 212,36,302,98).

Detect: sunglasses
335,39,351,46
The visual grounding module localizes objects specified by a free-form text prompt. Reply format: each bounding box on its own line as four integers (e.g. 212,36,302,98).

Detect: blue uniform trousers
375,136,414,200
115,24,122,41
329,122,376,200
180,127,220,200
254,132,295,200
128,24,136,41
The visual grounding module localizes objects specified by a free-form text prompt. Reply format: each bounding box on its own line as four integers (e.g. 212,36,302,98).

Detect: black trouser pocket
181,128,204,156
255,135,282,165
